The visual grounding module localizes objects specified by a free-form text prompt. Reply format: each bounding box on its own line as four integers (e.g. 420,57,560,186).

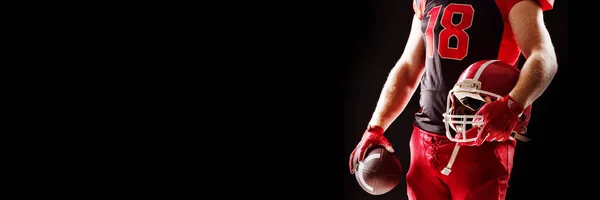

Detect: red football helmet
442,60,532,143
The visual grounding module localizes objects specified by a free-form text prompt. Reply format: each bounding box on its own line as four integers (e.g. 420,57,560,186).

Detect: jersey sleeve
536,0,554,11
413,0,426,20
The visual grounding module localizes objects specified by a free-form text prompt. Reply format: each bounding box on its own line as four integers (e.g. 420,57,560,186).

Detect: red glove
349,125,395,174
458,95,524,146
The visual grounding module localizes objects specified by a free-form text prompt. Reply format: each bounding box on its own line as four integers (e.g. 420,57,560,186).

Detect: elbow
528,48,558,78
544,51,558,78
549,57,558,78
391,61,424,89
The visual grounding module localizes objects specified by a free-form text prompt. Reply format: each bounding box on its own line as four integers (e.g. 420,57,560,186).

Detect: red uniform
406,0,553,199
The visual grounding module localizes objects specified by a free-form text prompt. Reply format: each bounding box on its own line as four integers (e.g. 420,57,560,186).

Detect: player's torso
420,0,516,85
414,0,520,134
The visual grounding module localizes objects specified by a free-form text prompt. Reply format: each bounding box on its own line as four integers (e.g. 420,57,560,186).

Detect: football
354,146,403,195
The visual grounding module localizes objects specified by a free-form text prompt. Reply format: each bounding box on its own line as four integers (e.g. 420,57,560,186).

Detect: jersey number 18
425,4,474,61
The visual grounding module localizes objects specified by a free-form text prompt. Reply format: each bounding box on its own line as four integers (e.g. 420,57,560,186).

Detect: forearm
508,51,558,107
507,0,558,108
368,62,424,131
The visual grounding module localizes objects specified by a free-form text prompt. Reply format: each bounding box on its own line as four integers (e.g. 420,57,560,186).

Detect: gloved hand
349,125,395,174
459,95,524,146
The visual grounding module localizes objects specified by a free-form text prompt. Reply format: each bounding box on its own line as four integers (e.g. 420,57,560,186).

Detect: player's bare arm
368,14,426,131
508,0,558,107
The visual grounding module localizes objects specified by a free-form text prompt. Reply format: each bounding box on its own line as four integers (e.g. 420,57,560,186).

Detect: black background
21,0,575,198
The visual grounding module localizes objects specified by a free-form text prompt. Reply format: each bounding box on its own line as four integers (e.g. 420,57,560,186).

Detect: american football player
349,0,557,199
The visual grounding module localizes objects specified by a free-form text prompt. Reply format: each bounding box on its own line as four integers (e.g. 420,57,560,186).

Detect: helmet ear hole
454,95,486,112
482,95,494,103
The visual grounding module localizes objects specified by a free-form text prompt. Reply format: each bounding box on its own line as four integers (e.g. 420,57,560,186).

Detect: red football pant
406,125,516,200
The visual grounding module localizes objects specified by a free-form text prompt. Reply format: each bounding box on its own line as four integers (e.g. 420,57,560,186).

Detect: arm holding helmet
349,14,427,173
461,0,558,146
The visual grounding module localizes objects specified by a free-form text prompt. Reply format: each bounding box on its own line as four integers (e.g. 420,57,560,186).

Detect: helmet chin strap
441,143,461,175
